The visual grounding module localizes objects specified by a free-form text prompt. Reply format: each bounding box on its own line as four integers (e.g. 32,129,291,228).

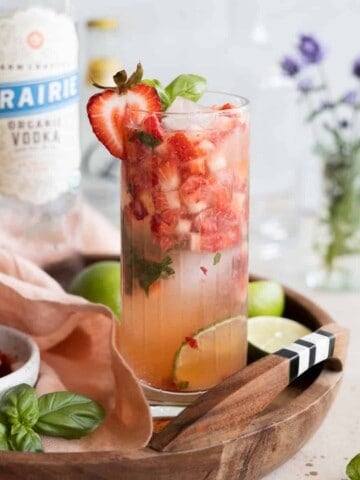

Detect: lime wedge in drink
248,280,285,318
248,315,312,360
173,316,246,391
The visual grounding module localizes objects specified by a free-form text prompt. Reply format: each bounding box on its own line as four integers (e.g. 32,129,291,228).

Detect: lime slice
69,261,121,319
248,280,285,318
248,315,312,360
173,316,246,391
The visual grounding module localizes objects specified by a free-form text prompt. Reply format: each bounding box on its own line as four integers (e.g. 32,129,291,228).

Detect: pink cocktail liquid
117,96,249,393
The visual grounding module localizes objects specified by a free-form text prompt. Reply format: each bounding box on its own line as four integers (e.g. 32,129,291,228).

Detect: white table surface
250,215,359,480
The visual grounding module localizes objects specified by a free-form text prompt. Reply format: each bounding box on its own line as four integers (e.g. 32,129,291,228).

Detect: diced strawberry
199,227,240,252
150,209,179,235
181,157,207,178
193,208,219,234
168,132,198,162
180,175,209,214
138,192,155,215
218,102,236,110
208,180,232,211
124,128,150,164
126,161,156,194
200,266,208,276
156,234,177,251
185,336,199,349
142,114,164,141
129,198,148,220
193,207,238,235
87,83,161,161
152,190,181,212
87,90,127,159
157,159,180,191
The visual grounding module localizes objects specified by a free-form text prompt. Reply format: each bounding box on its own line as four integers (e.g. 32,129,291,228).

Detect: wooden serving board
0,255,345,480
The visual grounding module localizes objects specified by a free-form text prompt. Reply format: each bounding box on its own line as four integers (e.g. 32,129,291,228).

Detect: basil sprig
36,391,105,440
143,74,207,110
0,384,105,452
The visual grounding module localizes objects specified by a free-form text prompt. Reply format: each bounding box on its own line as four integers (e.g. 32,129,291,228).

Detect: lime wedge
248,280,285,318
173,316,246,391
248,315,312,360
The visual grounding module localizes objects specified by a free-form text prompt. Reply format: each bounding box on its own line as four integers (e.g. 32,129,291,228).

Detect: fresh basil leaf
165,74,207,106
35,392,105,439
137,131,162,148
8,425,43,452
213,252,222,265
0,423,9,451
0,384,39,430
347,454,360,480
136,254,175,295
142,78,171,109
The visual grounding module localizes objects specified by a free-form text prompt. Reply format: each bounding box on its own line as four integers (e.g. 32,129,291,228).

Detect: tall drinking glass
116,92,250,404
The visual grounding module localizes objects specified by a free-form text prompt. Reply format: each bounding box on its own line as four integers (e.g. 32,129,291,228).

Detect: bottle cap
87,18,119,30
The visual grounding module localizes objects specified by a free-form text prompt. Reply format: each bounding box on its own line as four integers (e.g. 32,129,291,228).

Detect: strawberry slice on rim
87,82,162,161
87,90,127,159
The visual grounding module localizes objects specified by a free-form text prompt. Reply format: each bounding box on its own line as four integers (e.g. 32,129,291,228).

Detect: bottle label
0,6,80,205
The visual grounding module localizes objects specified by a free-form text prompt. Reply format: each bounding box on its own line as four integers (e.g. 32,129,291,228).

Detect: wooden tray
0,255,345,479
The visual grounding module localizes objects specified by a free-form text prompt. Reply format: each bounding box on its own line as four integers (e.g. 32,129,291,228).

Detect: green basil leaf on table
0,384,39,431
35,391,106,439
8,425,43,452
347,453,360,480
165,74,207,106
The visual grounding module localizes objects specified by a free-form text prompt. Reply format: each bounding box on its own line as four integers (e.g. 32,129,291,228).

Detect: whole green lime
248,280,285,318
69,261,121,319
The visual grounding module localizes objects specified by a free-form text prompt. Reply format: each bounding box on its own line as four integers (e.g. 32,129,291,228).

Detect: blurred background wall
3,0,360,245
74,0,360,211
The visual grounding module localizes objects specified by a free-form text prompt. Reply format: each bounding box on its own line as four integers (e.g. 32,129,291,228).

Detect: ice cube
166,97,211,114
163,97,215,131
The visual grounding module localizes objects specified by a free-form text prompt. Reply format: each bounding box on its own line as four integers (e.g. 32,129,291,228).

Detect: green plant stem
320,143,360,271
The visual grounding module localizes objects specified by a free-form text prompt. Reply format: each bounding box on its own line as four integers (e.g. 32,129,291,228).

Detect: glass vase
306,147,360,291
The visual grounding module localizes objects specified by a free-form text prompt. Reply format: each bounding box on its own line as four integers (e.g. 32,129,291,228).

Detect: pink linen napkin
0,247,153,452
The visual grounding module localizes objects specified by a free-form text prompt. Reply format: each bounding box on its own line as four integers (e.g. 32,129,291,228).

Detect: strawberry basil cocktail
87,64,249,396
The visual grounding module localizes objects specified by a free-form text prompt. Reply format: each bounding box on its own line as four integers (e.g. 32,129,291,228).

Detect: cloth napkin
0,210,153,452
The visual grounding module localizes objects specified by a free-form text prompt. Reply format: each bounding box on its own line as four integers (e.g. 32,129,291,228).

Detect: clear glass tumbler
116,92,250,404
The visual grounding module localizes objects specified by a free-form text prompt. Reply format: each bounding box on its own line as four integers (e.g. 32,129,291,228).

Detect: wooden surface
0,254,345,480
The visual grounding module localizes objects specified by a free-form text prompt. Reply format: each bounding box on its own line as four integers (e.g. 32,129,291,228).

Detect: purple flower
352,57,360,78
280,56,300,77
338,119,350,129
298,34,324,64
342,90,357,105
297,78,313,93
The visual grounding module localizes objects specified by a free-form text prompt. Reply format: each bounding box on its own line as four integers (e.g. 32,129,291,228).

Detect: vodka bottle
81,17,121,228
0,0,81,265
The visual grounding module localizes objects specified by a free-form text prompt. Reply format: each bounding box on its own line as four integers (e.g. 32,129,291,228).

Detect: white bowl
0,325,40,398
